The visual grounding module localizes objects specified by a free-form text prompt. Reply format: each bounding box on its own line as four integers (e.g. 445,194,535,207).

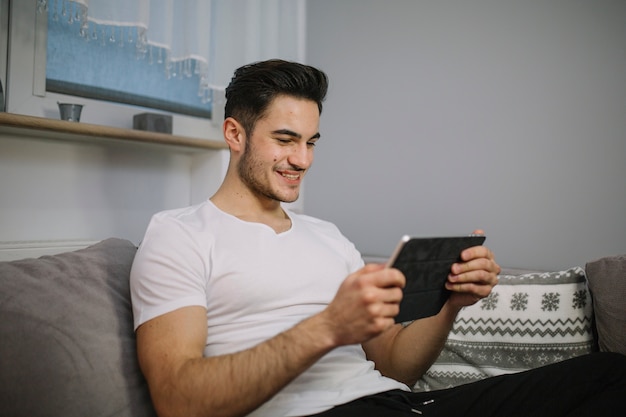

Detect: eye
307,141,317,148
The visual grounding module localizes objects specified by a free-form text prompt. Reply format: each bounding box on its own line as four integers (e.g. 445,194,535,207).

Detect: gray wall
305,0,626,270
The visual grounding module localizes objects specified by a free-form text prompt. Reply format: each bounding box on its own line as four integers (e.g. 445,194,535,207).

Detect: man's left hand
445,230,501,308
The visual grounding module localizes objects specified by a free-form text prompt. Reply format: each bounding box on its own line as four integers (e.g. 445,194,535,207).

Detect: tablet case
390,236,486,323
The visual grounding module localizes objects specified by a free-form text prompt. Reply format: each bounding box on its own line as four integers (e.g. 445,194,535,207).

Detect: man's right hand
320,264,405,346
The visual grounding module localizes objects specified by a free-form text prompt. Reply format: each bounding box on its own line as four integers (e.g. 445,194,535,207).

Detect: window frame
4,0,222,139
0,0,9,107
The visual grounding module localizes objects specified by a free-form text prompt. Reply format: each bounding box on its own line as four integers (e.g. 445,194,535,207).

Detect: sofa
1,238,624,416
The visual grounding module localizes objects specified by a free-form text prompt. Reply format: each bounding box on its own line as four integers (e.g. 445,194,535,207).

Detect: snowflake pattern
572,289,587,309
537,352,550,365
510,292,529,311
541,292,560,311
481,292,499,310
507,353,517,364
522,352,534,365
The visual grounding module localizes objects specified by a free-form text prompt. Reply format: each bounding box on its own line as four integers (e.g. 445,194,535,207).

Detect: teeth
282,173,299,180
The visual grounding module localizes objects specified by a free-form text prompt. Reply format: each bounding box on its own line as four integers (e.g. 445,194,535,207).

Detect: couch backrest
0,238,157,417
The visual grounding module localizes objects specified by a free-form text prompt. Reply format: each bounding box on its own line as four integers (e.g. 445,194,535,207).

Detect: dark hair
224,59,328,137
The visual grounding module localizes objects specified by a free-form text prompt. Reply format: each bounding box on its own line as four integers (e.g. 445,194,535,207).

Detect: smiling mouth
280,172,300,180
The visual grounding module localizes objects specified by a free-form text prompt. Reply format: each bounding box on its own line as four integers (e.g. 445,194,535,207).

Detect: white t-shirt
130,200,408,416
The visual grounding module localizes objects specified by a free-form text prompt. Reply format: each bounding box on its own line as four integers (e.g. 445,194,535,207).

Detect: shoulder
289,210,364,270
132,202,217,292
136,201,220,265
291,211,344,237
152,200,214,223
148,200,221,234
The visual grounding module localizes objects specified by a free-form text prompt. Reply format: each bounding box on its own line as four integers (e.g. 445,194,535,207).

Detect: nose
288,142,313,170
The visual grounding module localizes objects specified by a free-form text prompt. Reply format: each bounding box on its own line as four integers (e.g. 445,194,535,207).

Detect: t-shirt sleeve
130,211,208,330
346,238,365,273
330,221,364,274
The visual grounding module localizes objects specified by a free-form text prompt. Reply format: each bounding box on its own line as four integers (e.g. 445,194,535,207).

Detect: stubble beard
238,140,300,204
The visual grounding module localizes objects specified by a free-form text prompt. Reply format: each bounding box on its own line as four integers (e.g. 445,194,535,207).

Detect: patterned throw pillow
413,267,594,392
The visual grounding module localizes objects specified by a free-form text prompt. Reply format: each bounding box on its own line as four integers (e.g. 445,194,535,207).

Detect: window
0,0,8,111
46,1,212,119
3,0,305,136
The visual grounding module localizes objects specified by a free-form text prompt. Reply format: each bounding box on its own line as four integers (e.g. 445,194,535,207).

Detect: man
130,59,625,417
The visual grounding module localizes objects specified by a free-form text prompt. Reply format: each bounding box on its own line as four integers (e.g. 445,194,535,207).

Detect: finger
361,263,386,272
368,295,402,317
372,268,406,289
446,281,495,298
449,257,500,285
460,245,494,263
449,272,481,289
362,284,403,304
380,286,404,304
451,256,499,277
454,249,498,277
449,268,499,287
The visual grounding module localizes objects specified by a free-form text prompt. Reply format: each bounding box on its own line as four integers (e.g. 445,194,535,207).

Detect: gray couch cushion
586,254,626,355
0,238,156,417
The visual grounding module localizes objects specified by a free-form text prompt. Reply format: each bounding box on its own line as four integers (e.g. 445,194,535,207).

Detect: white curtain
41,0,305,99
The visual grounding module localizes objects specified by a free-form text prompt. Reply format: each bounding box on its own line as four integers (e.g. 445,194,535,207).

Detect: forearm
141,313,337,417
365,302,461,386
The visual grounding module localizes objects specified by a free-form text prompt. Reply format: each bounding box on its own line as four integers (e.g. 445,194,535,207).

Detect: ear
223,117,246,152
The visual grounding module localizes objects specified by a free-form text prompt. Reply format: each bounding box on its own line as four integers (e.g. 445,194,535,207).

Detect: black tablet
386,235,486,323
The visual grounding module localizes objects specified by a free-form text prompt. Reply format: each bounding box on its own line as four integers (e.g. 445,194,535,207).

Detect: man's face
238,95,320,203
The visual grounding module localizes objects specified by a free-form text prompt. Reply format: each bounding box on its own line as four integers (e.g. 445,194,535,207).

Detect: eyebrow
271,129,321,140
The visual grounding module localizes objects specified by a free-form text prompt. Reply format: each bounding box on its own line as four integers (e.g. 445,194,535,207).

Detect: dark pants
308,352,626,417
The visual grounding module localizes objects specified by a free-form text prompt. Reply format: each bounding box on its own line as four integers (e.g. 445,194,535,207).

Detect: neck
210,184,292,234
